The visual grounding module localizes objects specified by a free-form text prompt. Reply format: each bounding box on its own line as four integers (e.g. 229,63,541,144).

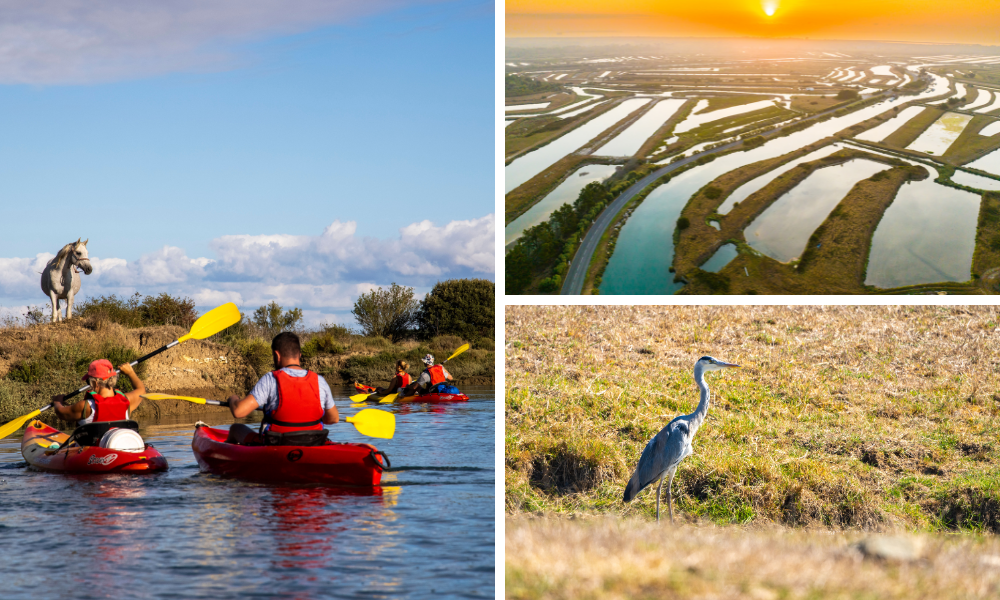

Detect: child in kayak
50,359,146,425
355,360,411,398
226,331,339,445
403,354,454,396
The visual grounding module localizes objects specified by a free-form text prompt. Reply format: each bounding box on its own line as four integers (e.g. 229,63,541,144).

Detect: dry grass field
506,516,1000,600
505,305,1000,597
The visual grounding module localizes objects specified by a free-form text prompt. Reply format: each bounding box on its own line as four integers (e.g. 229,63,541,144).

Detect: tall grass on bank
506,305,1000,533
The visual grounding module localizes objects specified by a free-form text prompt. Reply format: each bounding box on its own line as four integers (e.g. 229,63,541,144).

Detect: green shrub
252,301,304,337
76,292,196,328
417,279,495,339
677,216,691,231
352,283,419,342
704,186,722,200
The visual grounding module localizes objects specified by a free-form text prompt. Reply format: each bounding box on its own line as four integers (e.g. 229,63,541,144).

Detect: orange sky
506,0,1000,46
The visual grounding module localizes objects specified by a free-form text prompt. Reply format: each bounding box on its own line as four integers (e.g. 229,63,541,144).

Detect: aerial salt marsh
673,99,778,134
865,178,979,287
716,144,842,214
744,160,889,262
505,164,618,248
854,106,926,142
964,88,993,110
506,102,550,112
594,99,685,156
905,111,973,154
505,98,650,193
599,73,949,294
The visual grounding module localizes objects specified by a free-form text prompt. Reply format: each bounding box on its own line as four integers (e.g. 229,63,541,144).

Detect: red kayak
398,393,469,403
21,420,168,473
191,424,389,485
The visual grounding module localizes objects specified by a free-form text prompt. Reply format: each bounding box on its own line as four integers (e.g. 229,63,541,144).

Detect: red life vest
266,370,324,433
395,372,411,389
427,365,446,386
86,391,131,422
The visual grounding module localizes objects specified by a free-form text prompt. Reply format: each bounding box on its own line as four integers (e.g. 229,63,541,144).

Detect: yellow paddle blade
141,393,207,404
346,409,395,439
0,408,46,439
349,392,373,402
445,343,471,362
378,393,398,404
178,302,242,343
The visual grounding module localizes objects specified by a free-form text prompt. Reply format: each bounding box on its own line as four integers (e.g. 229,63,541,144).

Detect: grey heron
623,355,740,522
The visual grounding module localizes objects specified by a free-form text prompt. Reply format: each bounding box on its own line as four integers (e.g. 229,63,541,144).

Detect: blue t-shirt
249,367,335,414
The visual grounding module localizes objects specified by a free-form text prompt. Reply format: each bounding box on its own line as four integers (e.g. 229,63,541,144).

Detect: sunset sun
762,1,777,16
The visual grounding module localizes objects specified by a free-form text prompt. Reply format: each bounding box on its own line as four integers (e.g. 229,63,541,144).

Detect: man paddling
404,354,454,396
51,359,146,425
226,332,338,445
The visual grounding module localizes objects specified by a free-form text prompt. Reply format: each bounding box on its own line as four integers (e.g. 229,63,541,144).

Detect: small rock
857,536,923,561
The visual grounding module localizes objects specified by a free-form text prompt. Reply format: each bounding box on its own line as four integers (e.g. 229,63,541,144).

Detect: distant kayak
191,423,389,485
21,420,168,474
398,393,469,403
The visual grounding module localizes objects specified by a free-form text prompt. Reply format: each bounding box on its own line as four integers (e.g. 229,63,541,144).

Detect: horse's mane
53,242,76,270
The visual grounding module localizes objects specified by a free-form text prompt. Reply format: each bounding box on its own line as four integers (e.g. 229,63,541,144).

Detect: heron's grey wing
623,419,690,502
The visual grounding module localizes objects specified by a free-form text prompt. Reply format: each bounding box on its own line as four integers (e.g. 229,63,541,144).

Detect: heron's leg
667,468,677,524
655,474,666,521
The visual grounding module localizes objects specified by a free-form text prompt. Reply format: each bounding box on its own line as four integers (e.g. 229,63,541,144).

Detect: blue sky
0,0,494,326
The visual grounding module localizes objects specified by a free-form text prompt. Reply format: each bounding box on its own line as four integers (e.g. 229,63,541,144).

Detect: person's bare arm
51,395,88,421
322,406,339,425
120,363,146,410
443,367,453,381
227,394,260,419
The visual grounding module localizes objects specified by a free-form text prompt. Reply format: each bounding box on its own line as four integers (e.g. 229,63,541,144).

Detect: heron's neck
690,368,710,431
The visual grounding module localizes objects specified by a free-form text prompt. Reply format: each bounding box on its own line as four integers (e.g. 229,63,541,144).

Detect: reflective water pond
855,106,926,143
596,99,686,157
506,102,550,112
906,111,972,155
952,170,1000,191
505,98,650,193
701,243,738,273
717,144,842,214
979,121,1000,137
967,147,1000,176
599,72,950,294
0,387,495,600
745,160,889,262
505,164,618,248
673,99,777,135
865,179,979,288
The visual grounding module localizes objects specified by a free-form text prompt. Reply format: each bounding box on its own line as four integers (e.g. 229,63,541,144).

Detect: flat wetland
505,305,1000,598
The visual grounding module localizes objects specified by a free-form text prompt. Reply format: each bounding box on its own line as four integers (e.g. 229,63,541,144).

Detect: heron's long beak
719,361,740,368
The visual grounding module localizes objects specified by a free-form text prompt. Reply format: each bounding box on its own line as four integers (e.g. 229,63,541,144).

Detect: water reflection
505,98,650,193
865,178,979,288
746,160,888,262
701,243,738,272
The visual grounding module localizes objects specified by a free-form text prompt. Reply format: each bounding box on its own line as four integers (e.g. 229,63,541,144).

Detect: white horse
40,238,93,322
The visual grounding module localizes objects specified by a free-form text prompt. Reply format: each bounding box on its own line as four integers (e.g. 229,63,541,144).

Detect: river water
0,386,495,599
599,72,950,294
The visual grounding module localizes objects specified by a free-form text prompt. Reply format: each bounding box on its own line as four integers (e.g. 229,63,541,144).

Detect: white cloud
0,0,441,84
0,214,494,325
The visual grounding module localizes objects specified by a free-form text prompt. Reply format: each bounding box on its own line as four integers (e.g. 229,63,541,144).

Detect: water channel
854,106,926,143
701,243,738,273
966,147,1000,176
505,98,650,194
865,179,979,288
717,144,842,214
0,387,495,600
595,100,686,157
599,72,950,293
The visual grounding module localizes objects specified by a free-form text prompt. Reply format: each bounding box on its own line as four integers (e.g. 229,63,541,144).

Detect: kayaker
404,354,453,396
356,360,411,397
226,331,338,445
50,359,146,425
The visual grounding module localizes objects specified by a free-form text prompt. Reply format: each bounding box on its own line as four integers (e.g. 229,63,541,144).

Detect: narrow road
560,91,895,295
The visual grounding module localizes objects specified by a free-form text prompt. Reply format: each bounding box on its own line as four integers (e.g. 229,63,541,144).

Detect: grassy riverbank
507,516,1000,600
0,313,493,428
506,305,1000,530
